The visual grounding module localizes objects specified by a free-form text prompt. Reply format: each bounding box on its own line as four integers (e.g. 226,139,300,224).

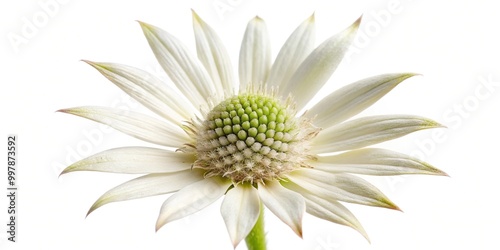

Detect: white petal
268,14,315,93
311,115,443,154
139,21,216,107
307,73,417,128
239,16,271,92
283,17,361,110
58,106,189,148
314,148,448,176
221,184,261,248
84,61,199,124
156,177,230,230
287,169,399,210
258,181,305,237
290,183,369,241
88,169,204,215
61,147,195,174
192,10,235,95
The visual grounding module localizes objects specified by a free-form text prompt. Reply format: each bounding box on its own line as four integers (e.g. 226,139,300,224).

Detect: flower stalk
245,202,267,250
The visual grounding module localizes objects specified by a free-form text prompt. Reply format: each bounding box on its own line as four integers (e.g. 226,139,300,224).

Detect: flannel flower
60,11,446,249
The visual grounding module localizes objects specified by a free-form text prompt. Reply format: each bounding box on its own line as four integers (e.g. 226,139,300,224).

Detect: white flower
60,11,446,247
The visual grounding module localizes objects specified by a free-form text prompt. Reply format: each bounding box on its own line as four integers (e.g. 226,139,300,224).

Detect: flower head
60,10,446,247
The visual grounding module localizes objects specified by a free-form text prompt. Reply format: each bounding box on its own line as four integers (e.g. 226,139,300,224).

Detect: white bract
60,11,446,247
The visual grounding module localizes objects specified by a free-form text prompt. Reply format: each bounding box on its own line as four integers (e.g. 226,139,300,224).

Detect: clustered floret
194,93,318,183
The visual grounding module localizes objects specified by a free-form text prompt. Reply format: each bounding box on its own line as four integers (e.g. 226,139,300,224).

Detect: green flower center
194,93,317,183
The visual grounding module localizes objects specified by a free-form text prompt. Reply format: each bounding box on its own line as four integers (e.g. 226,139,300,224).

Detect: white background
1,0,499,249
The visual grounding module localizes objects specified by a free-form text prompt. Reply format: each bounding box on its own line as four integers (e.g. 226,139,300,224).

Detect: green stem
245,202,267,250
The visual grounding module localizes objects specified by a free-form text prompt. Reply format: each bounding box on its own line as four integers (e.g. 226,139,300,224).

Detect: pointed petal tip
428,120,446,129
155,214,172,232
137,20,153,30
56,107,81,115
364,234,371,244
377,196,401,211
395,73,421,85
308,12,315,22
407,72,422,77
353,15,363,28
424,162,449,176
155,214,174,233
339,15,362,36
86,205,98,218
430,168,450,177
81,59,97,66
155,221,163,232
80,59,97,64
86,196,112,218
55,107,80,115
229,233,245,248
137,21,163,38
440,170,450,177
385,198,402,211
155,203,188,232
58,168,69,177
416,117,446,130
297,228,304,238
351,222,370,243
253,15,264,22
291,220,304,238
82,60,108,70
191,9,202,23
231,241,239,249
400,72,420,79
